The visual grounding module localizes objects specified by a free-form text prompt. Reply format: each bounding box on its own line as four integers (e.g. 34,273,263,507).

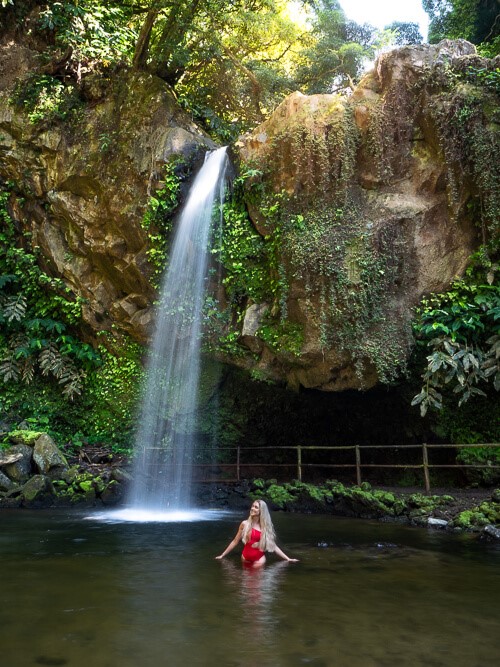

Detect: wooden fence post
422,443,431,494
236,446,240,482
297,445,302,482
355,445,362,486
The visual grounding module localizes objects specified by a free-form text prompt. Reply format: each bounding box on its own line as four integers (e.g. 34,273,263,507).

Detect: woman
215,499,299,566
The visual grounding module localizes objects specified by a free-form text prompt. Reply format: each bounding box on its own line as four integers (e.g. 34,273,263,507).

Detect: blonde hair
242,499,276,552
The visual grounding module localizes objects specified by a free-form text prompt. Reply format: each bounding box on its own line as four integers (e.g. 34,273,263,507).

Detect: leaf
0,274,17,288
0,357,19,382
3,294,27,322
411,391,425,406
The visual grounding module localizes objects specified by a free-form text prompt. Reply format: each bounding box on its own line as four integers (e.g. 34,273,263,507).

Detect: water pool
1,509,499,667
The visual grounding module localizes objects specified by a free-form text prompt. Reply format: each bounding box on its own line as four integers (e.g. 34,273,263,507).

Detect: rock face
236,40,496,390
0,36,496,392
0,39,214,343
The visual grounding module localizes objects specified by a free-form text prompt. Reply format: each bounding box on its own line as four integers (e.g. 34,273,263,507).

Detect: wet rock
33,434,68,474
100,481,123,505
427,517,449,528
0,452,23,467
3,445,33,482
0,470,17,492
0,496,22,508
241,303,269,353
0,48,214,346
110,468,133,484
237,42,483,390
21,474,54,504
482,525,500,540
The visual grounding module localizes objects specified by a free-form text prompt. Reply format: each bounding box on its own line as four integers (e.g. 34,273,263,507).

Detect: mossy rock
21,474,54,504
8,430,43,446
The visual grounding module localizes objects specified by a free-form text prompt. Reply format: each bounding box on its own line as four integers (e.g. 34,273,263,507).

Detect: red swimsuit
242,527,265,562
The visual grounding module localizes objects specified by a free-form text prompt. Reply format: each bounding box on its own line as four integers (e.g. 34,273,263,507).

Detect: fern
0,356,20,382
2,293,27,322
20,357,35,384
39,342,63,377
60,370,85,399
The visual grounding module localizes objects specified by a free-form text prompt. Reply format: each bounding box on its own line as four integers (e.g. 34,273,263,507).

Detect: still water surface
1,509,499,667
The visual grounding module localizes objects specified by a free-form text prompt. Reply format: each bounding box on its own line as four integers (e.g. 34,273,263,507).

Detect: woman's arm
273,545,299,562
215,521,245,559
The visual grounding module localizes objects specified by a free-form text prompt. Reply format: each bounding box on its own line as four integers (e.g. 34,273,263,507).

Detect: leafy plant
0,186,100,400
141,157,186,284
10,74,82,125
412,263,500,416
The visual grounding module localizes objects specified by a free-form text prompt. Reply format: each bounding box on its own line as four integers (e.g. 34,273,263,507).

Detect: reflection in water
219,560,289,661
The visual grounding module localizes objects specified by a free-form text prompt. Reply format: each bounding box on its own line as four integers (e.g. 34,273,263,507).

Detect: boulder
0,470,17,492
3,445,33,482
21,474,54,504
33,434,68,474
482,524,500,540
236,41,491,390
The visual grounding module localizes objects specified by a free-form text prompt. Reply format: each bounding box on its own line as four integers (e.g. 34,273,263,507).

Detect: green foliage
6,429,42,445
53,469,118,503
257,320,304,356
423,0,500,53
217,189,270,306
453,495,500,528
466,65,500,94
0,184,142,449
0,187,100,399
250,478,459,518
37,0,135,64
79,336,143,451
292,5,376,95
141,157,185,284
412,260,500,415
10,73,82,125
428,73,500,239
384,21,423,45
456,445,500,485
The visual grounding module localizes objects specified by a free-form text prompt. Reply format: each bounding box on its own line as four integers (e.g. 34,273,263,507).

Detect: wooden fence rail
189,443,500,493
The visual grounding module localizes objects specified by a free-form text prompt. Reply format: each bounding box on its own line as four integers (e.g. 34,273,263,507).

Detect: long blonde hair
242,499,276,552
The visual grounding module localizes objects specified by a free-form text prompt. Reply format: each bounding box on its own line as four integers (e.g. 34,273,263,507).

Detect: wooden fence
191,443,500,493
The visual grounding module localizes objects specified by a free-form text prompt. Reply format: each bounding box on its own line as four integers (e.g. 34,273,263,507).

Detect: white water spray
127,147,229,514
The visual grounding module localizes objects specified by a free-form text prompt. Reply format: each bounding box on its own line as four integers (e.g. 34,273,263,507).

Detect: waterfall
128,147,229,512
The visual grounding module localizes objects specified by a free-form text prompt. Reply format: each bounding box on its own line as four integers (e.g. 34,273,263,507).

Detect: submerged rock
427,517,449,528
482,524,500,540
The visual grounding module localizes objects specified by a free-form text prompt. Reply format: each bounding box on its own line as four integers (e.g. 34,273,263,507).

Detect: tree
1,1,381,137
423,0,500,54
384,21,423,45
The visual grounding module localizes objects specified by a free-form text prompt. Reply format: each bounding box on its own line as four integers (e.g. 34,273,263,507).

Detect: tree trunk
221,45,265,121
132,9,159,69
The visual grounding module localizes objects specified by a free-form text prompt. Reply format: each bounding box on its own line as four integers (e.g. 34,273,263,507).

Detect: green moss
235,103,412,384
8,430,43,445
249,479,461,523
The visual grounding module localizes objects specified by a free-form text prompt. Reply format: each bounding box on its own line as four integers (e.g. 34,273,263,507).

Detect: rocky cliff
1,37,497,390
236,40,498,390
0,37,214,343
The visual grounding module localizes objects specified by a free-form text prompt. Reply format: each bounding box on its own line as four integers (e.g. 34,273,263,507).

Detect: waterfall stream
127,147,228,513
